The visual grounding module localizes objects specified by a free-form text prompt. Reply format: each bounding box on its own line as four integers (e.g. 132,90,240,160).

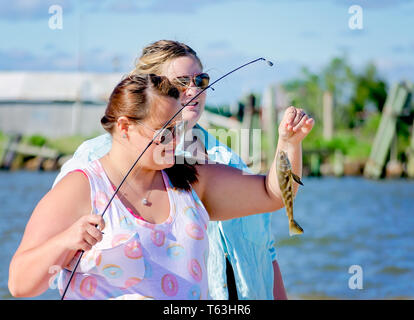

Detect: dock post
407,98,414,178
262,85,277,169
240,95,251,164
239,94,262,171
0,134,10,167
323,91,334,140
0,134,22,170
333,149,344,177
363,83,411,179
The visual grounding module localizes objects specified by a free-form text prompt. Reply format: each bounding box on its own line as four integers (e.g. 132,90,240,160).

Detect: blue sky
1,0,413,104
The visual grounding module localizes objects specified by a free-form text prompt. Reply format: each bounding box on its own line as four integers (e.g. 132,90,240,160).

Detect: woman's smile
183,101,199,111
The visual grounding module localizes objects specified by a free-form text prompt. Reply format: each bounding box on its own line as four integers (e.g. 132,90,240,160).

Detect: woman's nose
183,85,199,97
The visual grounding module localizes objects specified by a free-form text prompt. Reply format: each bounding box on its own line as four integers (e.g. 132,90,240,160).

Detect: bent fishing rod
60,57,273,300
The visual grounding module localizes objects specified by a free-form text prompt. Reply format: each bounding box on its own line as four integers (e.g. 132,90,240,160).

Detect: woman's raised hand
278,106,314,145
59,214,105,252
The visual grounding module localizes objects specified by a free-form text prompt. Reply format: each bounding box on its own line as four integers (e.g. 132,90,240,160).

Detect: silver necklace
106,153,155,207
141,178,155,206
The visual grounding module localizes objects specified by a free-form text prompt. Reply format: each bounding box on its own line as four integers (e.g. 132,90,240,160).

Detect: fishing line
60,57,273,300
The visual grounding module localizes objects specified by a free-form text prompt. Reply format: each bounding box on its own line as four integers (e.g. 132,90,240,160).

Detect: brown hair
130,40,203,76
101,74,179,132
101,73,198,191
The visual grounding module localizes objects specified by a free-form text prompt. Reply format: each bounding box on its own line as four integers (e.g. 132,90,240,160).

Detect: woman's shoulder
53,168,90,193
33,169,93,229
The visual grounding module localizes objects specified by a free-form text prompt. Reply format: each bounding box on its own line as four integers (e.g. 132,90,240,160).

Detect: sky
0,0,413,105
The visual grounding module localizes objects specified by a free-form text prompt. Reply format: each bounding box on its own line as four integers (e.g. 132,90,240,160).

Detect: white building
0,72,122,137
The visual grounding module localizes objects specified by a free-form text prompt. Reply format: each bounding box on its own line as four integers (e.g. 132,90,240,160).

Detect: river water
1,171,413,300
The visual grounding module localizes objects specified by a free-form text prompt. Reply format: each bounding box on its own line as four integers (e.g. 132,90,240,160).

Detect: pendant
142,198,149,206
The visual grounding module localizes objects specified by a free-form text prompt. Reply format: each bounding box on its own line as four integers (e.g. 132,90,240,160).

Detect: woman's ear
116,116,130,139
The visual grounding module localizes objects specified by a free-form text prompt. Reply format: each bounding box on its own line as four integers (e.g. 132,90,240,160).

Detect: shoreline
1,156,412,180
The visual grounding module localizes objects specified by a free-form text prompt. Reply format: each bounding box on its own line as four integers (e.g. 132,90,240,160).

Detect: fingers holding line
88,214,105,231
79,215,105,251
86,224,103,243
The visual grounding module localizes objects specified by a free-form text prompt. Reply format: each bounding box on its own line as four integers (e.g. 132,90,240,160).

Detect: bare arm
193,106,314,221
8,172,104,297
194,139,301,221
273,260,288,300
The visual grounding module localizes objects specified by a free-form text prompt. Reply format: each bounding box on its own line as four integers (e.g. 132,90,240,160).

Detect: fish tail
289,219,304,236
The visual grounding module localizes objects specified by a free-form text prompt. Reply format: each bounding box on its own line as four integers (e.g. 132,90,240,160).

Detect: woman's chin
158,159,175,169
182,110,200,126
153,150,175,168
152,160,175,170
162,161,175,169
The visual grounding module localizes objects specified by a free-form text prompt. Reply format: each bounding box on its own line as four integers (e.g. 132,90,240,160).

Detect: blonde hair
122,41,201,191
130,40,203,76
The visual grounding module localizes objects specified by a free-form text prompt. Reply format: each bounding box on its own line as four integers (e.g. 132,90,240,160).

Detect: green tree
347,63,387,128
283,67,323,125
283,56,387,130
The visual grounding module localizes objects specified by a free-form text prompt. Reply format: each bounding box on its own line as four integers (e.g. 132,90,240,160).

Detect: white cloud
0,47,131,73
0,0,76,20
335,0,414,9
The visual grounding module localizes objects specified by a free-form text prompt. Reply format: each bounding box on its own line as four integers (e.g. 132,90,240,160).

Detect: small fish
276,150,304,236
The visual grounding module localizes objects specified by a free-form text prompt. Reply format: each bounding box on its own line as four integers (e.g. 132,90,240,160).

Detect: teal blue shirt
53,125,276,300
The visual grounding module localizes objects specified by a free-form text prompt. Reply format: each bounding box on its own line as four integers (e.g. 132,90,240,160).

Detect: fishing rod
60,57,274,300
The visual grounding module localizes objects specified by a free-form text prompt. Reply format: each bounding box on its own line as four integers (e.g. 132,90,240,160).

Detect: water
0,172,413,300
271,176,414,299
0,171,61,300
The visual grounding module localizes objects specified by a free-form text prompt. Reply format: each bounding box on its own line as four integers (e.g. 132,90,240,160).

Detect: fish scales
276,150,304,236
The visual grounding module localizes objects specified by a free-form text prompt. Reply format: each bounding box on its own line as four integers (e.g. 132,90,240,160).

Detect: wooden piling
333,149,344,177
364,83,411,179
323,91,334,140
0,134,61,170
262,85,277,169
1,134,22,170
0,135,10,167
406,115,414,178
247,94,262,169
240,94,255,165
386,133,403,178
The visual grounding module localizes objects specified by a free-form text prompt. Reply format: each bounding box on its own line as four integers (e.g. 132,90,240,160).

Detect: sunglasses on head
173,73,210,91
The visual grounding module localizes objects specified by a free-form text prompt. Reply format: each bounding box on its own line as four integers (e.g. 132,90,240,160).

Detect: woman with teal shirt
52,40,287,300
